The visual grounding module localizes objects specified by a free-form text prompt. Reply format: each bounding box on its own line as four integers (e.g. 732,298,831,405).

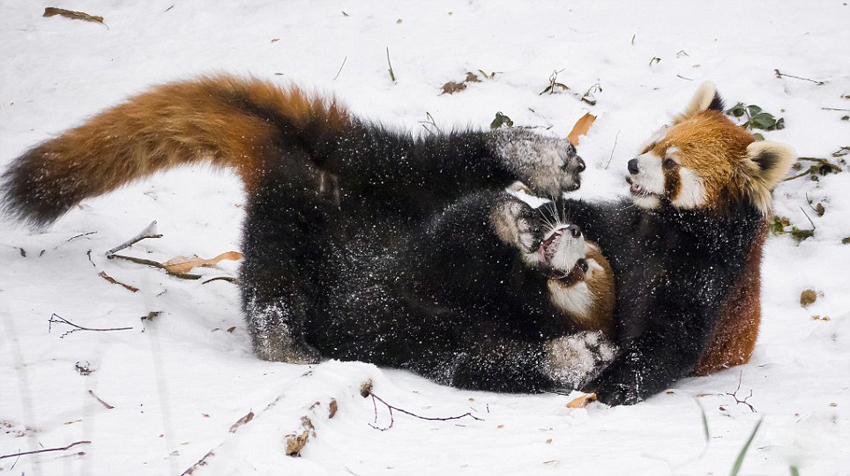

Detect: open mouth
538,226,567,267
626,176,659,198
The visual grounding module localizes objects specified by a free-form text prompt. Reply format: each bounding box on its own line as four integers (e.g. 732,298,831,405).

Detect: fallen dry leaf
567,113,596,146
43,7,105,26
800,289,817,307
440,81,467,95
566,393,597,408
228,411,254,433
164,251,243,274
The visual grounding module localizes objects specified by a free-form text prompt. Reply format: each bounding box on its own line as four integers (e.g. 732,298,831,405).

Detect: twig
333,56,348,81
108,254,202,280
87,249,96,267
202,276,238,285
88,390,115,409
676,74,694,81
799,207,816,231
386,47,396,83
604,130,621,169
48,313,133,338
362,386,482,431
821,107,850,112
98,271,139,293
67,231,97,242
105,220,162,257
774,69,825,86
725,372,757,413
0,440,91,460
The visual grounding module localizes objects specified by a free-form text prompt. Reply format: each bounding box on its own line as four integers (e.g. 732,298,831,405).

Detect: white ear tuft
745,141,797,190
674,81,718,124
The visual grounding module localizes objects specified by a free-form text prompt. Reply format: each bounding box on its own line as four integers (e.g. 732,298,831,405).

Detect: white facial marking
629,152,664,209
550,230,585,273
672,167,707,209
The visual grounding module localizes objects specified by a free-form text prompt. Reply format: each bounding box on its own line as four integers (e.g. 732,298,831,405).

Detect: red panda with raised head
560,82,796,404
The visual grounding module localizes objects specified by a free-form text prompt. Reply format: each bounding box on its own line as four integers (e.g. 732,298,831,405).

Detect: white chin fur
632,194,661,210
549,281,593,319
550,231,585,273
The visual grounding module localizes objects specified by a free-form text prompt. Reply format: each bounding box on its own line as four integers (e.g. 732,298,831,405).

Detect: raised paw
489,128,585,197
542,331,618,389
490,196,541,256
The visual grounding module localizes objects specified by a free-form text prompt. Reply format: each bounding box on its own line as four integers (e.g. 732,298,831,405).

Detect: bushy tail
1,75,349,226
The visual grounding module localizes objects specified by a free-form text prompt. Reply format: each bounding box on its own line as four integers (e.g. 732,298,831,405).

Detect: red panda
2,75,611,393
560,82,797,405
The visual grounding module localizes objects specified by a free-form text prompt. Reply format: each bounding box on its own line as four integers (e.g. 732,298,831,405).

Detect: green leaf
746,105,763,116
753,133,765,141
727,103,746,118
750,112,777,130
774,117,785,130
841,115,849,121
490,112,514,129
790,466,800,476
730,419,763,476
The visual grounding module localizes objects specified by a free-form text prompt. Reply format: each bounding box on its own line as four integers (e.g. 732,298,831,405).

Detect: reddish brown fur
694,227,766,375
25,76,349,199
549,244,616,339
649,111,755,212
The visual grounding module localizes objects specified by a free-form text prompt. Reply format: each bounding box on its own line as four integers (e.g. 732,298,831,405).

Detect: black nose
567,224,581,238
627,158,640,175
575,156,586,173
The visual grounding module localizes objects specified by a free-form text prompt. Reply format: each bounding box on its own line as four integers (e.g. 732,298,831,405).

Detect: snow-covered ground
1,1,849,474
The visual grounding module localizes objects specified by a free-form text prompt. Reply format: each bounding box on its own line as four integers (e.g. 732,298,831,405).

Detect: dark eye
577,258,588,272
663,158,677,169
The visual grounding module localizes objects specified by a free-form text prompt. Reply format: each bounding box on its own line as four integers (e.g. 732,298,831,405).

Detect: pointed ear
745,141,797,190
673,81,725,124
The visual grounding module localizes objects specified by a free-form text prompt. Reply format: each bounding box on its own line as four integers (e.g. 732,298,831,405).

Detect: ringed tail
1,75,349,226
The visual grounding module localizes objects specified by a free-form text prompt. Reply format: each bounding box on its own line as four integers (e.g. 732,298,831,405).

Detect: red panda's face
626,82,796,214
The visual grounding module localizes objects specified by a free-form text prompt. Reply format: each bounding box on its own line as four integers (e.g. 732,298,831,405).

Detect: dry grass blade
43,7,106,27
567,113,596,146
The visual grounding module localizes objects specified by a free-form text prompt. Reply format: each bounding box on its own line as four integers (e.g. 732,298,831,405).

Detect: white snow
1,1,849,475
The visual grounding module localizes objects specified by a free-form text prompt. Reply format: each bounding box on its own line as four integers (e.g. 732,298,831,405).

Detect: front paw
489,128,585,197
542,331,618,389
583,368,642,406
490,196,540,254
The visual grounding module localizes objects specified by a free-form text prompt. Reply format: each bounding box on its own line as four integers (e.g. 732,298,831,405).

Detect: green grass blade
730,418,763,476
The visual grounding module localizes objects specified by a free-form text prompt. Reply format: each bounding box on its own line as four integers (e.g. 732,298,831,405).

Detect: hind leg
239,179,335,364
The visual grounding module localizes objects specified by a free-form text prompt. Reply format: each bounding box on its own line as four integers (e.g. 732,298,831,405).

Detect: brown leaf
328,399,338,419
800,289,817,307
440,81,467,95
226,326,236,333
285,430,310,457
567,113,596,146
43,7,105,25
229,411,254,433
566,393,597,408
465,72,481,83
164,251,243,274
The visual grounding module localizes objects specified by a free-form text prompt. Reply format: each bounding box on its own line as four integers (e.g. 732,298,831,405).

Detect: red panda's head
626,82,796,215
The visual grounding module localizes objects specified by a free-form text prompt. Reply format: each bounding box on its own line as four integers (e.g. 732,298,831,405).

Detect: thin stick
821,107,850,112
105,220,161,257
67,231,97,242
333,56,348,81
0,440,91,460
108,254,202,280
202,276,238,285
604,130,621,169
99,271,140,293
799,207,816,231
386,47,396,83
774,69,825,86
88,390,115,409
725,371,757,413
48,313,133,338
366,391,482,431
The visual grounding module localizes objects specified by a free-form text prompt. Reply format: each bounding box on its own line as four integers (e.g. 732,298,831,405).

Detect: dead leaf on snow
440,81,467,95
164,251,243,274
567,113,596,146
566,393,597,408
43,7,106,26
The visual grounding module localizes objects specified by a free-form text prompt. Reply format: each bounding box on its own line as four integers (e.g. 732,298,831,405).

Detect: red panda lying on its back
559,82,796,405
